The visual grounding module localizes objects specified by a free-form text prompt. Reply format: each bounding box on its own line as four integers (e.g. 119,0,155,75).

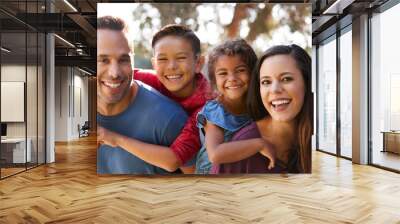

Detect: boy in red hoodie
99,24,212,173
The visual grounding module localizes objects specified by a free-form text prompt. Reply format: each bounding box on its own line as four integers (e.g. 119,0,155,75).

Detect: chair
79,121,90,138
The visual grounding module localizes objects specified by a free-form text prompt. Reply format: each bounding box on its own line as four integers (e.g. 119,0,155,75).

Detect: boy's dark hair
97,16,126,31
246,44,312,173
152,24,201,57
207,39,257,89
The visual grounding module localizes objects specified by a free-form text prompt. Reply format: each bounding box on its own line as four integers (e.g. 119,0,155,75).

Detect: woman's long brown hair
247,44,312,173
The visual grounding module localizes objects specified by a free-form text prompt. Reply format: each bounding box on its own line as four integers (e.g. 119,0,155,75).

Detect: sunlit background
98,3,311,69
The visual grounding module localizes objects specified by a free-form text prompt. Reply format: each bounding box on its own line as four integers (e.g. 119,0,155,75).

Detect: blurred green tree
130,3,311,67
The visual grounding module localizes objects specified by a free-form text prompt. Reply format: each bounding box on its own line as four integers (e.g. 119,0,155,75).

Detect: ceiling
312,0,389,44
0,0,98,75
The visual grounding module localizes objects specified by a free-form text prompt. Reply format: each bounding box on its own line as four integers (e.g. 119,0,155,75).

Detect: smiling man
96,16,187,174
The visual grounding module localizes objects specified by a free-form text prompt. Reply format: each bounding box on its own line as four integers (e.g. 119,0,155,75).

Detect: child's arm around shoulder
203,122,269,165
199,101,275,166
133,69,164,91
97,125,182,172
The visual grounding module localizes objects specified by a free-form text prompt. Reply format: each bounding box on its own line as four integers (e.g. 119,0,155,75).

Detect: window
0,1,46,179
370,2,400,171
339,28,352,158
317,36,337,154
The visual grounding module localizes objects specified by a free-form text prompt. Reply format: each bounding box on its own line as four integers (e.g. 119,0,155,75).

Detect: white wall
55,67,69,141
73,73,89,138
1,64,45,164
1,65,39,138
54,67,89,141
1,65,26,140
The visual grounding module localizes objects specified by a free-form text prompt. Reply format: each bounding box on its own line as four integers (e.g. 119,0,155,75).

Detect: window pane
340,29,352,158
371,3,400,171
318,37,337,154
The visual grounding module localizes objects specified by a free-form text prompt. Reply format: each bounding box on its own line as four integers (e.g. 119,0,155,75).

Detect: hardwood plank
0,135,399,223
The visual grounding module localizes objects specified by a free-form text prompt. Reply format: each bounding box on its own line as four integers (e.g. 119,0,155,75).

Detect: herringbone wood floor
0,136,399,223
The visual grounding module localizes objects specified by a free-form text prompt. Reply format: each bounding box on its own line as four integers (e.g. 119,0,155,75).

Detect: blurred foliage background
98,3,311,69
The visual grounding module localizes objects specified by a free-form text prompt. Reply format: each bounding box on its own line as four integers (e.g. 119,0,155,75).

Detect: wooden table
381,131,400,154
1,138,32,164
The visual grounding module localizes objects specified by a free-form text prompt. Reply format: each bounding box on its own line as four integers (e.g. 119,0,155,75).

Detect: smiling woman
246,44,312,173
259,54,305,122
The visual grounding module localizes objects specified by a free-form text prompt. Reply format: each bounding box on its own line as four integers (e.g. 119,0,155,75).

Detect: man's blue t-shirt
97,81,188,174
